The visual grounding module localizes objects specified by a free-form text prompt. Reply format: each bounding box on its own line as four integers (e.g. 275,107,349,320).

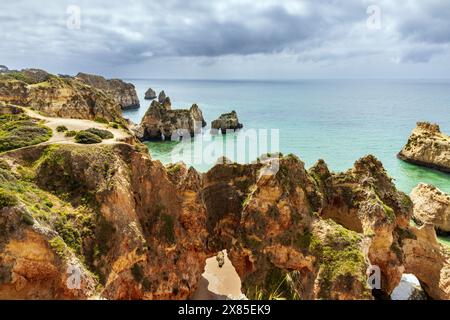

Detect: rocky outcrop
0,65,8,73
0,103,23,115
144,88,156,100
0,143,208,300
402,224,450,300
398,122,450,173
1,137,450,300
158,91,167,104
211,111,243,134
138,101,206,141
411,183,450,234
76,72,140,110
0,70,125,124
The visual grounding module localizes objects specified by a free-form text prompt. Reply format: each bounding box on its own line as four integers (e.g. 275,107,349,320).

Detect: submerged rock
76,72,140,110
139,101,206,141
398,122,450,173
144,88,157,100
411,183,450,234
211,111,243,134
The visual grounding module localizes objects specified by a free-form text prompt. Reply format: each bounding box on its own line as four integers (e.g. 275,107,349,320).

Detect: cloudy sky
1,0,450,79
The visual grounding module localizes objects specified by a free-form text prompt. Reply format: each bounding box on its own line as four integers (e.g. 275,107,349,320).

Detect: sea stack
398,122,450,173
158,90,167,103
138,101,206,141
411,183,450,235
211,110,243,134
144,88,157,100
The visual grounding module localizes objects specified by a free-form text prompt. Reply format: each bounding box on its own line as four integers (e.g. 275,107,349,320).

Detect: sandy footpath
24,107,132,144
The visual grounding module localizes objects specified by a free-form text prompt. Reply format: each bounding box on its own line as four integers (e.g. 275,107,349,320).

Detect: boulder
76,72,140,110
211,111,243,134
0,65,8,73
139,101,206,141
398,122,450,173
144,88,157,100
411,183,450,234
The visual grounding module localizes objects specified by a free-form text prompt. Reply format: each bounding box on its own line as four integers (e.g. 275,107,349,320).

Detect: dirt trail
24,107,132,144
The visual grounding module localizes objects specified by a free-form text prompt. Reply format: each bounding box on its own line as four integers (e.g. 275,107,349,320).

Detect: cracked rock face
211,111,243,134
139,101,206,141
411,183,450,234
76,72,140,110
0,69,125,125
1,139,450,300
144,88,157,100
398,122,450,173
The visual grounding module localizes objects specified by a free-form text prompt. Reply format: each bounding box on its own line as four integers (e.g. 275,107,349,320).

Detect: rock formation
138,101,206,141
0,65,8,73
0,69,125,124
76,72,140,110
1,138,450,299
158,90,167,104
1,100,450,300
144,88,157,100
411,183,450,234
398,122,450,173
211,111,243,134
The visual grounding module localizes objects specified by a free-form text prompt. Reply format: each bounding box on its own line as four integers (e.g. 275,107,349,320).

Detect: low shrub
74,131,102,144
0,115,52,152
85,128,114,139
65,130,77,137
56,125,68,132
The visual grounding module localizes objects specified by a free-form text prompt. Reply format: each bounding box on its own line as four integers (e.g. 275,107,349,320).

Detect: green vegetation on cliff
0,114,52,152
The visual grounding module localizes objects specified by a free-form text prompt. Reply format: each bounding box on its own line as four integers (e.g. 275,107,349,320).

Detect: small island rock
211,110,243,134
398,122,450,173
144,88,157,100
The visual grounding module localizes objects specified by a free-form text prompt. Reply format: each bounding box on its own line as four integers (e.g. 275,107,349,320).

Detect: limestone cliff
1,138,450,299
398,122,450,173
76,73,140,110
0,69,125,124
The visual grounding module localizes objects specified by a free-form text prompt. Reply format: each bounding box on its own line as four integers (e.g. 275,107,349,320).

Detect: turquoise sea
123,79,450,195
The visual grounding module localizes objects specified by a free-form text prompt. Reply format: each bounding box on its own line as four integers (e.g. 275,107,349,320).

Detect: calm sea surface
123,79,450,194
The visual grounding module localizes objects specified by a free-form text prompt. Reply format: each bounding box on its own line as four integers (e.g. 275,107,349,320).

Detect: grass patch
0,114,52,152
0,188,18,209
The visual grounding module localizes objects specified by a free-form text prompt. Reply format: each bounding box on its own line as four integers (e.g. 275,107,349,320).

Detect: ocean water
123,79,450,195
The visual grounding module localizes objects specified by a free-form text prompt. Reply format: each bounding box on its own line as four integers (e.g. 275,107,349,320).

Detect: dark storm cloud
396,1,450,45
0,0,449,77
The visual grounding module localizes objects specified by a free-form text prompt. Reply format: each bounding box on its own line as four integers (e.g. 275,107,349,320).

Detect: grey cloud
0,0,449,77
